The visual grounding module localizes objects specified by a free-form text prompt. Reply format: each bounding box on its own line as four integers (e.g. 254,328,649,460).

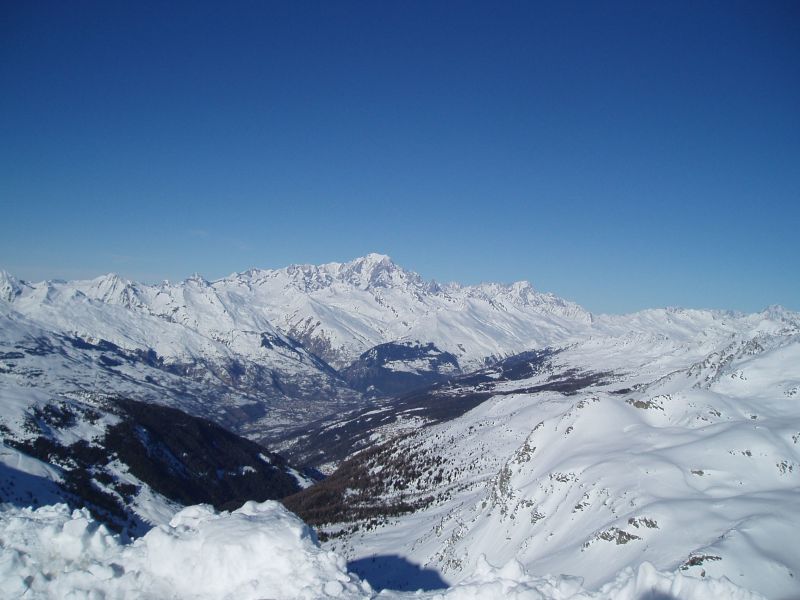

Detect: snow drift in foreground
0,501,763,600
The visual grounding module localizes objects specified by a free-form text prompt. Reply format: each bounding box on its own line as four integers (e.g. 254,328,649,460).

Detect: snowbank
420,556,765,599
0,501,764,600
0,501,371,599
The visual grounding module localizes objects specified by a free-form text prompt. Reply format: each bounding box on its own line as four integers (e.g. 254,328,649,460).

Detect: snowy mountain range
3,253,797,382
1,255,799,598
0,268,362,439
2,255,796,440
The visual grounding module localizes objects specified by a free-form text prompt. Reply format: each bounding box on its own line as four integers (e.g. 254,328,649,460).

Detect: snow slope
0,376,310,536
0,500,763,599
292,326,800,599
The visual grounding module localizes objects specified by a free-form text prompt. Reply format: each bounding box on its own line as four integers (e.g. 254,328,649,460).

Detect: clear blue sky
1,1,798,313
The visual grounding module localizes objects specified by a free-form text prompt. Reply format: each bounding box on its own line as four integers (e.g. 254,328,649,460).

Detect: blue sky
1,1,798,313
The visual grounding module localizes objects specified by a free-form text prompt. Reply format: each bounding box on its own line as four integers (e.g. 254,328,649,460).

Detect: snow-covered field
0,500,765,599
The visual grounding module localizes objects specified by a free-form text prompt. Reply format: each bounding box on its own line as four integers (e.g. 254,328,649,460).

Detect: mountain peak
93,272,125,285
339,253,414,290
344,253,395,271
510,280,535,292
186,273,209,286
761,304,800,327
341,253,396,273
361,252,393,264
73,272,147,309
0,269,22,302
86,272,129,296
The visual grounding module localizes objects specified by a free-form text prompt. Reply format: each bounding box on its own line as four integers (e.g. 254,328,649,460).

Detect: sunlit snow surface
326,333,800,599
0,501,764,599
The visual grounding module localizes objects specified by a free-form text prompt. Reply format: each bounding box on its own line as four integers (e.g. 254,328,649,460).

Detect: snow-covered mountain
2,256,592,373
208,254,800,373
0,381,311,536
4,256,797,382
3,257,798,466
3,258,800,598
211,253,595,369
6,255,792,443
0,270,361,438
286,321,800,599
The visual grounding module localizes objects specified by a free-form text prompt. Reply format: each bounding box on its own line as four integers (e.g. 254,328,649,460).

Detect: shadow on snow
347,554,448,592
0,461,65,508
